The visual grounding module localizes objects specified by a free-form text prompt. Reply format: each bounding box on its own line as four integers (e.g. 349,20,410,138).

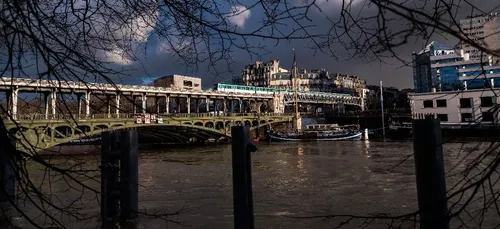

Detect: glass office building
413,41,500,93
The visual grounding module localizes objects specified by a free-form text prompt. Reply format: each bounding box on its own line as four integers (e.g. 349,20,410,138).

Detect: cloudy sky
12,0,495,89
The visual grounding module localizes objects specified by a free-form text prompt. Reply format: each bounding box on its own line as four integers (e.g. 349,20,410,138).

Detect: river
7,140,500,228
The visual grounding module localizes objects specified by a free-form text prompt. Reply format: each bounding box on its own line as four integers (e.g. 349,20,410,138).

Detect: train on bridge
215,83,357,97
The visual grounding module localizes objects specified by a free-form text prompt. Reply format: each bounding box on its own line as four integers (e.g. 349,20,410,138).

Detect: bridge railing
8,112,295,121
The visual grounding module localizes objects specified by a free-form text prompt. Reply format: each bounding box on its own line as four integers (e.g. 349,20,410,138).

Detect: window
482,112,494,122
437,114,449,122
460,98,472,108
436,99,447,107
480,96,494,107
423,100,433,108
183,80,193,87
461,113,473,122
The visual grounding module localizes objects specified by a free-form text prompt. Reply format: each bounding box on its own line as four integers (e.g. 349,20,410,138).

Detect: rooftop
417,41,453,55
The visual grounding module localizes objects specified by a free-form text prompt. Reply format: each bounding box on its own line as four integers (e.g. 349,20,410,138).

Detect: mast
292,49,300,129
380,80,385,139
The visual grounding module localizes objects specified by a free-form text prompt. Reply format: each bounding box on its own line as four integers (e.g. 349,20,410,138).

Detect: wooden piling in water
0,125,16,225
101,129,139,229
412,117,449,229
231,126,256,229
119,130,139,221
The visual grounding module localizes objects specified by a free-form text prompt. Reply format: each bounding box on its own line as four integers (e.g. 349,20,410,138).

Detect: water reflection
25,140,498,229
364,140,371,157
296,145,304,170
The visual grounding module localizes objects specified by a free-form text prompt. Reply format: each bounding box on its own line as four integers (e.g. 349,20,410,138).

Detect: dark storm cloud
88,0,500,89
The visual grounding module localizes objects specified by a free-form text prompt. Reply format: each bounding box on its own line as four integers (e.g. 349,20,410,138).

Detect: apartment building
241,59,367,95
241,60,288,87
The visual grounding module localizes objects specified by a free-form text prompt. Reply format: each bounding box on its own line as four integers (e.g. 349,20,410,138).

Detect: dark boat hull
269,132,363,141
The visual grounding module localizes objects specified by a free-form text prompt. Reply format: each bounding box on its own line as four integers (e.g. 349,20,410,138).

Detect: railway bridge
0,77,364,121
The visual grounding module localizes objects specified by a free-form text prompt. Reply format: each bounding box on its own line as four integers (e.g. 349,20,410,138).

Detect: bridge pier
50,90,57,118
187,96,191,114
141,94,147,114
106,95,111,118
223,97,227,113
42,92,49,119
165,95,170,114
85,92,91,117
115,94,120,117
205,98,210,112
7,88,18,120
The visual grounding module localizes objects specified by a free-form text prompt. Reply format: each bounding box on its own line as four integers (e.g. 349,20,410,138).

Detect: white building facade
409,89,499,123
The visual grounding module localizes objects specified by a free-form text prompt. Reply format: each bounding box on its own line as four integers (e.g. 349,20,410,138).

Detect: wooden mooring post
100,129,139,229
0,129,16,225
412,116,449,229
231,126,257,229
0,140,16,205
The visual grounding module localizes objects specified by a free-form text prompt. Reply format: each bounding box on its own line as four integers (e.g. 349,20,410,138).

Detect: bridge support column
165,95,169,114
115,94,120,117
132,96,137,114
85,92,91,117
238,99,242,113
223,97,227,113
106,95,111,118
43,92,49,119
241,99,246,113
141,94,146,114
187,96,191,114
205,98,210,112
50,91,57,118
8,88,18,120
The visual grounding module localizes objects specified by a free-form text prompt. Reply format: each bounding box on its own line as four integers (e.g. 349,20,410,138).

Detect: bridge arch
205,122,214,128
7,114,294,152
215,121,224,130
44,123,232,148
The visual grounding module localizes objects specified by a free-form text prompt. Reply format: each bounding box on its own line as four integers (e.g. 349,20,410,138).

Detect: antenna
292,48,300,130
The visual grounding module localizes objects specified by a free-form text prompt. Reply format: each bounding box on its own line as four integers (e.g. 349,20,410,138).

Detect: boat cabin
305,124,360,131
305,124,340,130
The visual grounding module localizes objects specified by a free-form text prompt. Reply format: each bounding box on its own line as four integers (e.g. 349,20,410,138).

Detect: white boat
268,49,362,142
269,124,362,141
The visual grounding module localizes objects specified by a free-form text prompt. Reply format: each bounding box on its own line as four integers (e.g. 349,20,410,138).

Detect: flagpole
380,80,385,140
